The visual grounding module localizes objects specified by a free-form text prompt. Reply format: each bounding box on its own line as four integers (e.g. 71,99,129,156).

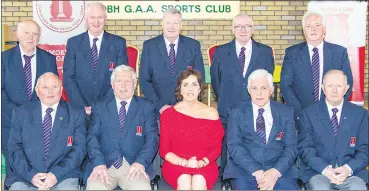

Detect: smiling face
248,77,273,107
162,13,182,42
233,15,254,45
85,4,106,37
180,74,201,102
303,14,326,45
111,70,136,100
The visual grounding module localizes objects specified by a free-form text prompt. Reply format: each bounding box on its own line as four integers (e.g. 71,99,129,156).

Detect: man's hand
159,105,171,114
323,167,340,184
127,163,149,181
43,172,58,189
334,166,350,184
187,157,198,168
252,170,264,184
31,173,47,189
258,168,280,190
85,106,92,115
88,165,110,184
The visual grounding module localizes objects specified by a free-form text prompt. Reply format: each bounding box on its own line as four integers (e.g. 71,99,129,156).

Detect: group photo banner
308,1,367,105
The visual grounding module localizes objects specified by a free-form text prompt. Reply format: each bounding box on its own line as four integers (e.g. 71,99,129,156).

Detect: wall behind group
2,1,368,106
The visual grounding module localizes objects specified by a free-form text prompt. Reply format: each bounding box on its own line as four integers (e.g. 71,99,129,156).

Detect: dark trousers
219,123,227,180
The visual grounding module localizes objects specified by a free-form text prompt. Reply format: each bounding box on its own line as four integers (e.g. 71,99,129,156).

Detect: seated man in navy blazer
281,11,353,119
86,65,159,190
63,2,128,116
139,7,205,118
7,72,86,190
298,69,368,190
224,69,298,190
2,20,57,184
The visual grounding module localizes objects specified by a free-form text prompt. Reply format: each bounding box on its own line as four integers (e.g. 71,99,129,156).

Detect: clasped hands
31,172,57,190
253,168,281,190
323,166,350,185
177,156,208,168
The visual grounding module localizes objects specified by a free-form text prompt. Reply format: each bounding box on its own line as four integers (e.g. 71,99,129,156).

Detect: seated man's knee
192,175,207,190
177,174,192,190
343,176,367,190
86,178,110,190
9,182,31,190
308,175,331,190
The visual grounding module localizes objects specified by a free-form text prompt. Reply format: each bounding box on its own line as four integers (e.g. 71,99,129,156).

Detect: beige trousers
86,157,151,190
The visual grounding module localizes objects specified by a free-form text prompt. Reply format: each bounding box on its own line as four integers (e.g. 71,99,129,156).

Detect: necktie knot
258,108,265,115
241,47,246,53
170,43,175,49
23,54,35,60
313,47,318,53
46,108,53,115
120,101,127,107
93,38,98,44
332,108,338,114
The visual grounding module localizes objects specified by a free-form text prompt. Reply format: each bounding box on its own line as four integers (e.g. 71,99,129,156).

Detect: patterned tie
311,47,320,102
169,43,176,76
43,108,53,160
113,101,127,169
91,38,99,73
23,54,34,101
331,108,339,137
239,47,246,75
256,108,267,145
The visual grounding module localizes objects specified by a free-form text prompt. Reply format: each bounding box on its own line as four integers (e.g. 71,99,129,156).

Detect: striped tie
23,54,34,101
43,108,53,160
169,43,176,76
331,108,339,137
113,101,127,169
91,38,99,73
239,47,246,75
256,108,266,144
311,47,320,102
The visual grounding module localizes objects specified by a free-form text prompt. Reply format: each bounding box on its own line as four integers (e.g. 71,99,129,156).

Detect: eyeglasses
234,25,253,31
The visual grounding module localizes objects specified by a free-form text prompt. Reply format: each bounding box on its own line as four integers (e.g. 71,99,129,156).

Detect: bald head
16,20,41,55
36,72,63,107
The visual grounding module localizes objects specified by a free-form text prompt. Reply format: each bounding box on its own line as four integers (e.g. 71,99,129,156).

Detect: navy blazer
87,95,159,179
1,45,57,157
297,100,368,183
6,101,86,187
63,31,128,108
139,34,205,117
280,41,353,118
211,39,274,124
224,100,298,179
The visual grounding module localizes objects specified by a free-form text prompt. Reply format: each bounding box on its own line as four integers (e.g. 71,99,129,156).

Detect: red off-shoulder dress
159,107,224,189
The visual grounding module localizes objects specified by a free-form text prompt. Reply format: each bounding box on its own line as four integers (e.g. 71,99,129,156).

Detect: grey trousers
9,178,79,190
307,174,367,190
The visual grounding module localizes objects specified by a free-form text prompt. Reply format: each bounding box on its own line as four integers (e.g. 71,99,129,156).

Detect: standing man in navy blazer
86,65,158,190
281,11,353,119
139,8,205,118
298,70,368,190
64,2,128,116
7,73,86,190
1,20,57,183
225,69,298,190
210,13,274,177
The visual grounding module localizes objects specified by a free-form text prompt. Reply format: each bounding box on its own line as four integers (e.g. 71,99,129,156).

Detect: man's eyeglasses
234,25,253,31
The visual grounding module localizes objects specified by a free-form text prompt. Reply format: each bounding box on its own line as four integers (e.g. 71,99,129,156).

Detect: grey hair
163,7,182,20
322,69,348,85
302,11,326,28
85,2,107,16
110,65,137,87
247,69,274,90
232,13,254,29
35,72,62,90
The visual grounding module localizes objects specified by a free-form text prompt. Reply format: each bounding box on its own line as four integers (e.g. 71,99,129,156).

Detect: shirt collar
88,30,104,42
164,36,179,47
235,38,252,51
325,99,344,113
40,101,59,114
307,41,324,52
115,96,133,108
19,45,37,57
251,100,271,114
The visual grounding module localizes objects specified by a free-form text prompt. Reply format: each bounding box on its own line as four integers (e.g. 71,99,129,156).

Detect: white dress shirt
252,101,273,144
88,31,104,56
115,96,132,114
19,46,37,92
307,41,324,100
41,102,59,129
164,36,179,57
235,39,252,77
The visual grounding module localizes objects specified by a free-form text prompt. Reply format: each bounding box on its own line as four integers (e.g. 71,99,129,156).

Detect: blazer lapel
299,43,314,92
227,39,243,77
245,40,261,80
335,101,351,154
322,41,332,74
318,100,336,148
268,101,280,144
174,35,186,75
11,46,28,100
243,102,259,140
96,32,109,81
47,101,67,160
81,32,95,77
30,102,45,156
107,96,120,135
123,96,139,137
157,35,173,77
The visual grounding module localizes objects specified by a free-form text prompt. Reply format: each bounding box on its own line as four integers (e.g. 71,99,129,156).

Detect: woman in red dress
159,69,224,190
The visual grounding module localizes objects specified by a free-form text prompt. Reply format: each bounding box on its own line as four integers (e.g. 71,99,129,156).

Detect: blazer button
94,82,97,84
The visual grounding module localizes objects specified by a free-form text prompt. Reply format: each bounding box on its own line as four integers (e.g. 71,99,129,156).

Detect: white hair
163,7,182,20
232,13,254,28
247,69,274,90
302,11,326,28
322,69,348,85
110,65,137,87
85,2,107,16
35,72,61,90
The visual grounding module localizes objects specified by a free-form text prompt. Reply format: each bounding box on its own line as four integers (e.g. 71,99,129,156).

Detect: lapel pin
60,117,63,120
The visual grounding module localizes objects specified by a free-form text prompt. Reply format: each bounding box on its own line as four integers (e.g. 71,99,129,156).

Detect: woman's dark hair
175,69,205,101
